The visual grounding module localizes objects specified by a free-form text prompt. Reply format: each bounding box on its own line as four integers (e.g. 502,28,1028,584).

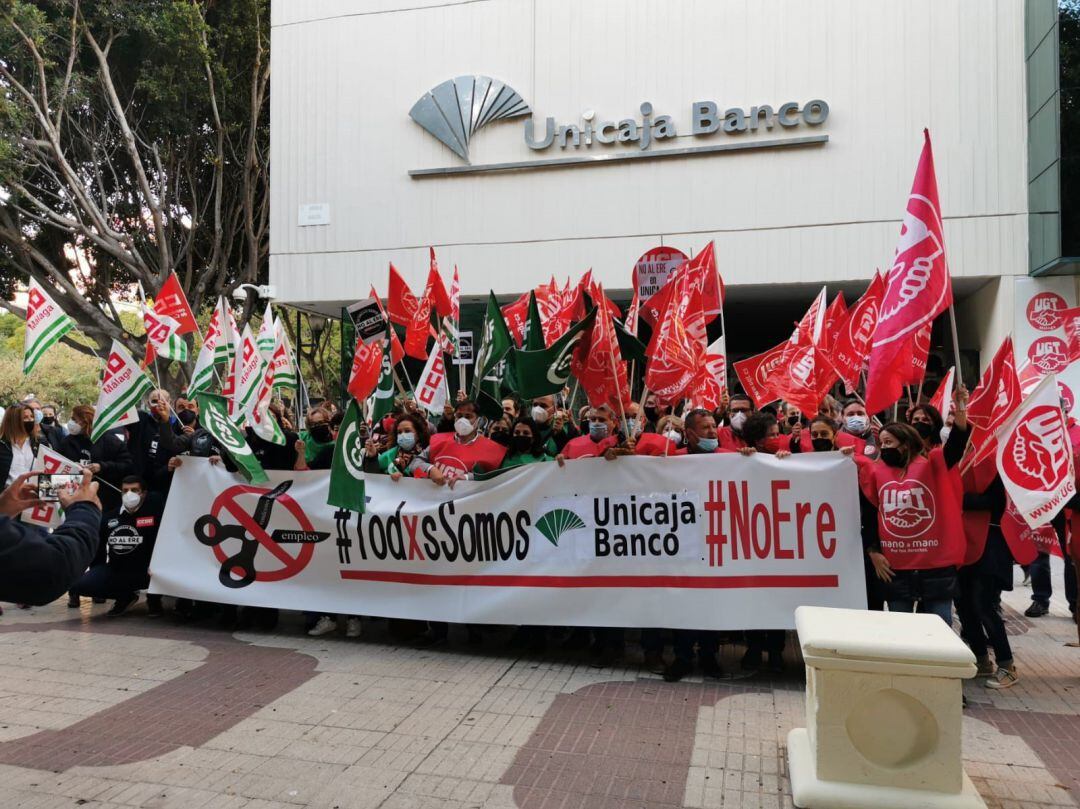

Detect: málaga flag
327,399,366,513
194,393,269,484
188,298,225,395
24,278,74,374
91,341,154,442
257,302,276,359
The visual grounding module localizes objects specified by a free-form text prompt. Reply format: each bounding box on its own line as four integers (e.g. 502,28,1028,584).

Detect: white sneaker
345,617,362,638
307,616,337,637
985,666,1018,690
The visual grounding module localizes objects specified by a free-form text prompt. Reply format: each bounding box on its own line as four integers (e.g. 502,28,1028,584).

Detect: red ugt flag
645,270,701,405
387,263,418,327
820,273,885,392
865,131,953,414
733,341,789,407
571,284,631,412
964,337,1022,469
154,272,198,335
370,286,405,365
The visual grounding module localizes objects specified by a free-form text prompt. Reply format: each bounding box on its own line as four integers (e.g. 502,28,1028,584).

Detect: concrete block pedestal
786,606,986,809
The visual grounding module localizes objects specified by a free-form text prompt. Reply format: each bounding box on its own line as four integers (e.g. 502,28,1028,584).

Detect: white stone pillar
787,606,986,809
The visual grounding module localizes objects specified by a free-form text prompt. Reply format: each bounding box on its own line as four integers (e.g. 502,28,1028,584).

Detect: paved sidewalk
0,560,1077,809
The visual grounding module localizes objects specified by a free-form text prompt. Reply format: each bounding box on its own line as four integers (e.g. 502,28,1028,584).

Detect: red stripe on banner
338,571,839,589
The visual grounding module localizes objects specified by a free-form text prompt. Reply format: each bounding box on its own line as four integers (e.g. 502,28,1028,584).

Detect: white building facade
270,0,1070,379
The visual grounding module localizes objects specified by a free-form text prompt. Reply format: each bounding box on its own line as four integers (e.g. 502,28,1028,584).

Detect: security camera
232,283,275,303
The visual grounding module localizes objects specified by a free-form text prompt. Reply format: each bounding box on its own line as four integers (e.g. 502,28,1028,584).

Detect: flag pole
947,304,963,385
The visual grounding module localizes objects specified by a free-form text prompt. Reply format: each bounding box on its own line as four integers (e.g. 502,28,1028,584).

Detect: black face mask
579,420,589,433
880,447,905,468
177,410,197,426
912,421,935,441
309,425,331,443
41,416,55,426
22,420,34,431
644,407,658,423
788,415,800,426
490,431,511,447
510,435,532,454
811,438,834,453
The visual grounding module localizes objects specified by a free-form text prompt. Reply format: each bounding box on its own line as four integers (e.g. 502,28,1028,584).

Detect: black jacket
0,502,102,605
60,431,133,511
0,437,39,485
128,411,182,493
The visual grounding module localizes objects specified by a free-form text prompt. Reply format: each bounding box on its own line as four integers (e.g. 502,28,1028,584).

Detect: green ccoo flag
614,317,647,366
524,291,545,351
510,307,597,399
194,393,269,484
328,398,366,513
472,292,514,419
369,324,397,424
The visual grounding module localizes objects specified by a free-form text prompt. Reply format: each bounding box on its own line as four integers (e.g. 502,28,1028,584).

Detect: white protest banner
151,453,866,630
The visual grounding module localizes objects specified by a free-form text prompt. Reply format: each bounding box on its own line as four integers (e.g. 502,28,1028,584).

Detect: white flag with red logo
23,278,75,375
929,366,955,419
139,282,188,363
24,445,84,528
964,337,1022,469
865,130,953,414
91,341,155,442
415,348,449,415
693,335,727,410
229,325,264,420
995,374,1076,528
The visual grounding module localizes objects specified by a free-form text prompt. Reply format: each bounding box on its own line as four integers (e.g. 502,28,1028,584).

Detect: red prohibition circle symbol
209,485,315,583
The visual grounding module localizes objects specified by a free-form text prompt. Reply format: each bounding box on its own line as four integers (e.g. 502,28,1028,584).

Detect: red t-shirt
428,432,507,480
717,426,747,451
563,434,619,459
633,433,680,456
857,449,965,570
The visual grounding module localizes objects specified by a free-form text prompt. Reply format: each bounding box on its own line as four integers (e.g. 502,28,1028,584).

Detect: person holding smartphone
0,470,102,605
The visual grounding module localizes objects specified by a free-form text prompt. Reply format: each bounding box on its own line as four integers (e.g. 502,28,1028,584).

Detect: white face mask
454,417,475,437
730,412,747,431
845,415,868,434
940,426,952,444
121,491,142,512
664,429,683,446
66,420,82,436
531,405,550,424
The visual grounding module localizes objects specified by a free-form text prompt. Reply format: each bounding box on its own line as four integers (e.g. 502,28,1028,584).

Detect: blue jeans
1029,537,1077,611
887,598,952,625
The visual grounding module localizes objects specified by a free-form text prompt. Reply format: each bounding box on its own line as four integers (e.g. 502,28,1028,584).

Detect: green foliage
0,314,102,409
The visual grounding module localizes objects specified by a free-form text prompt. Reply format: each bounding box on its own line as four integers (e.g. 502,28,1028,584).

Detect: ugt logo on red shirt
879,479,935,539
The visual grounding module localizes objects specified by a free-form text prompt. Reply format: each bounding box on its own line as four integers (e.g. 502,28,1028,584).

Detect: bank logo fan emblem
409,75,530,163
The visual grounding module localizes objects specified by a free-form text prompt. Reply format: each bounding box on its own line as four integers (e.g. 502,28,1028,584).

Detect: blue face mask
589,422,609,440
396,432,417,451
696,437,719,452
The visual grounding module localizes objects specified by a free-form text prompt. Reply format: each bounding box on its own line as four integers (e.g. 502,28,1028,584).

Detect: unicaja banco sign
408,74,829,177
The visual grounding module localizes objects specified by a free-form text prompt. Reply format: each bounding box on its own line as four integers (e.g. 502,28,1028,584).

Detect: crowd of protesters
1,384,1076,695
